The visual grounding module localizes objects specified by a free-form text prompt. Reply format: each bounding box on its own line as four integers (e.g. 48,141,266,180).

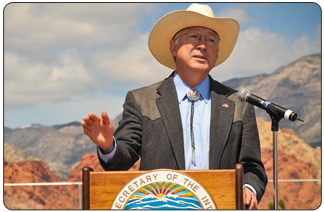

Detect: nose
197,37,207,50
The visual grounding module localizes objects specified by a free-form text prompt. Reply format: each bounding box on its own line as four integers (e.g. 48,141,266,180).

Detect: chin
190,60,211,70
191,65,211,73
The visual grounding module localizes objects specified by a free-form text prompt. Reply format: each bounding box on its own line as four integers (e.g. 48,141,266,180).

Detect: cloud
90,33,171,88
215,4,252,25
4,3,156,52
4,51,97,107
4,93,126,128
210,12,321,82
4,3,321,111
4,3,159,108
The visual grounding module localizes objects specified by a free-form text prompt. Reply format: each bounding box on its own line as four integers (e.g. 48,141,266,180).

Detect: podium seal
111,169,216,209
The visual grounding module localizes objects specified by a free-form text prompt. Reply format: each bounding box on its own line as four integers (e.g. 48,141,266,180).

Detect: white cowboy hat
148,3,240,70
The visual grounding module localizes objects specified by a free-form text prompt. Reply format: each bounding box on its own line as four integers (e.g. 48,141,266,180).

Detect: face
170,27,220,81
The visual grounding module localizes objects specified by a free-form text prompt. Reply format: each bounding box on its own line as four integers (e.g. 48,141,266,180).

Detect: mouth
193,54,207,61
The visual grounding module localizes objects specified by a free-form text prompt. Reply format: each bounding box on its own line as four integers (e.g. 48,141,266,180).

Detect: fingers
249,199,258,209
83,111,110,125
246,196,257,209
81,111,111,133
82,113,99,133
101,110,110,124
81,118,92,136
82,113,101,126
82,117,92,126
251,199,258,209
244,188,258,210
88,113,101,122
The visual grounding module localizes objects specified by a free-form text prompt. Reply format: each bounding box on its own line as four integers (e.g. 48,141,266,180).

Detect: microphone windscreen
238,88,250,102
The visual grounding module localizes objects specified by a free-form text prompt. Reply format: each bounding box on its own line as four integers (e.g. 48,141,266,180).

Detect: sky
3,2,322,129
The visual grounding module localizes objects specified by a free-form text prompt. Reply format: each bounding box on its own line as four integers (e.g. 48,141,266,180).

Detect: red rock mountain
4,159,78,209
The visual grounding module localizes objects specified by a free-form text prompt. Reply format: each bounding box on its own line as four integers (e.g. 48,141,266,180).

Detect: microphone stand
238,88,304,209
266,107,282,210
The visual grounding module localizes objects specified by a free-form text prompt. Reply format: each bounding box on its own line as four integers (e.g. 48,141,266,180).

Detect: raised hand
82,110,115,154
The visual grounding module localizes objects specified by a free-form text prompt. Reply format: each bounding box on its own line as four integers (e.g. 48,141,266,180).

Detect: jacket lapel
156,74,185,170
209,78,235,169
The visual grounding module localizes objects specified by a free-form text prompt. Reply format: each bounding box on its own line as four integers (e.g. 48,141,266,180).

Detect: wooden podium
82,164,244,209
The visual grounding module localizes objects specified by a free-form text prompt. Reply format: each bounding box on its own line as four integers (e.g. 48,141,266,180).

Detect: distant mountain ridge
4,121,96,180
20,123,46,129
222,53,321,147
17,121,81,130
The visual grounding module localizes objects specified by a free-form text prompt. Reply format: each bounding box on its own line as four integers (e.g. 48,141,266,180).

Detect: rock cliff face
257,118,322,209
256,118,321,209
4,159,78,209
257,118,321,179
258,149,321,209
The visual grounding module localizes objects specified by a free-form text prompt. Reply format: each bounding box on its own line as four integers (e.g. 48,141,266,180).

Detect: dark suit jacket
99,72,268,202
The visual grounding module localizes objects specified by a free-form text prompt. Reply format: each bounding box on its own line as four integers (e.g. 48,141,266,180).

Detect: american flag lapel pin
222,103,229,108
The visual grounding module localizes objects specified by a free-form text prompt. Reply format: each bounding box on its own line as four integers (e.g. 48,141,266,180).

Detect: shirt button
193,125,196,128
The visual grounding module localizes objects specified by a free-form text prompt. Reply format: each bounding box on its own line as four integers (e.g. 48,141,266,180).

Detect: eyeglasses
173,32,220,46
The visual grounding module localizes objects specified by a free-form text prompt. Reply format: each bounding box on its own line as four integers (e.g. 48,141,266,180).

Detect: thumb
101,110,110,124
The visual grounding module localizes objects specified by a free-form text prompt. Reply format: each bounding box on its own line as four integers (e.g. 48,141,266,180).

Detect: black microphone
238,88,304,122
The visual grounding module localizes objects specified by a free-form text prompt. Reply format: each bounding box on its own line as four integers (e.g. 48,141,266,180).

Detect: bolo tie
186,88,200,170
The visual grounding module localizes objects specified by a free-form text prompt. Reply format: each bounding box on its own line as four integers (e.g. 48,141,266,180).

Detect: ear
216,48,219,58
170,39,177,57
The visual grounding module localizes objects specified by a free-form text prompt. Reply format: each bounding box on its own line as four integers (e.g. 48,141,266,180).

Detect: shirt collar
174,71,210,104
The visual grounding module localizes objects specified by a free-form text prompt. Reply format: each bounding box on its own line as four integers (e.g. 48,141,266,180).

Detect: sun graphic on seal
129,182,195,199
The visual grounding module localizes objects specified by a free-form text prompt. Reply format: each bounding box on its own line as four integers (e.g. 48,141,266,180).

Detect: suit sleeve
98,91,142,171
239,103,268,202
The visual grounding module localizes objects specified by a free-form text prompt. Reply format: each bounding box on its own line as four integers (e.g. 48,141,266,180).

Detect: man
82,3,267,209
